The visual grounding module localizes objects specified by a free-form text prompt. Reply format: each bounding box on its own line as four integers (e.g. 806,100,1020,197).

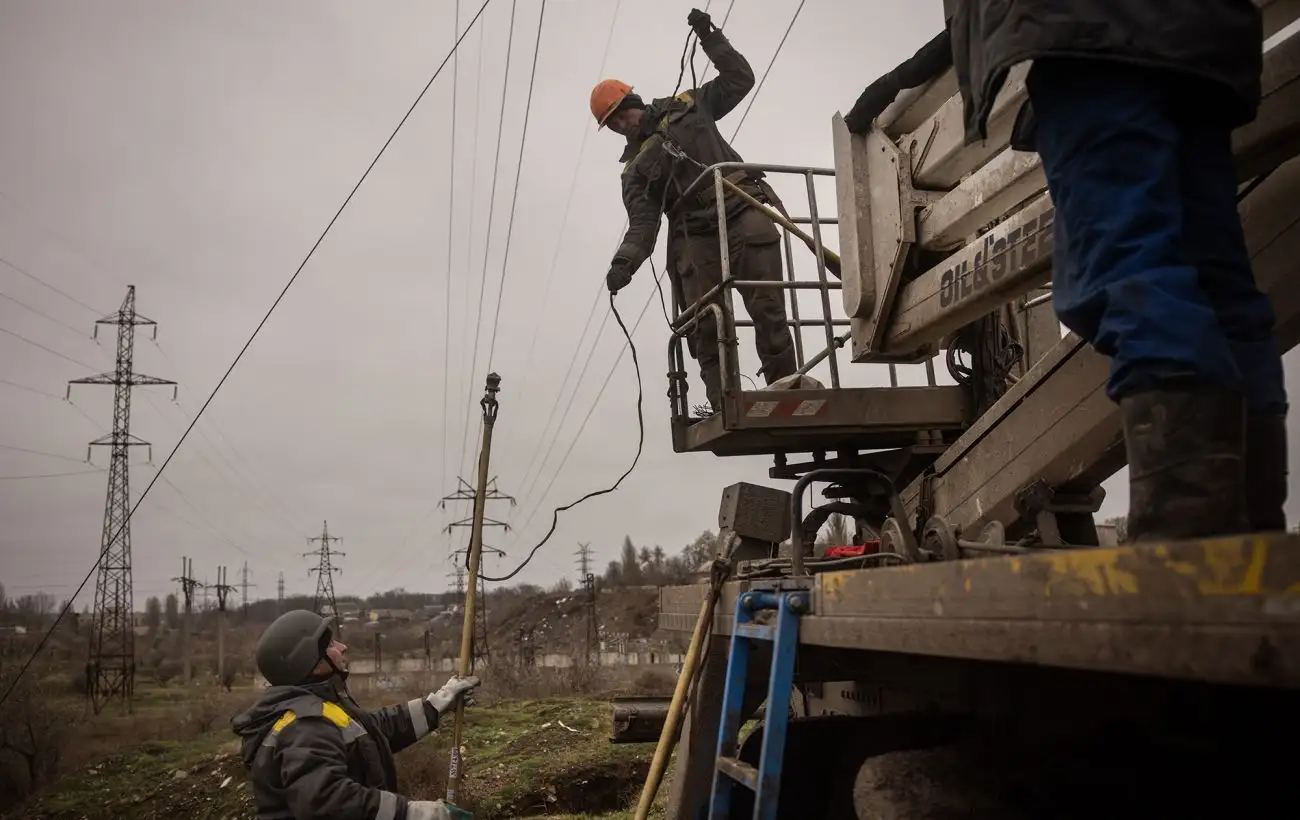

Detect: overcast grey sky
2,1,1296,607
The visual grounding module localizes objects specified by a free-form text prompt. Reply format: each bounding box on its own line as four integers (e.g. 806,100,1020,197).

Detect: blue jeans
1027,58,1287,414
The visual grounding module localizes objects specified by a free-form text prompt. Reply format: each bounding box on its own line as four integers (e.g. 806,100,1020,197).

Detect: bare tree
0,662,80,804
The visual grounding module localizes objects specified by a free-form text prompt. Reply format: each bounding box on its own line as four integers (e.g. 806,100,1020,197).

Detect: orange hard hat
590,79,633,127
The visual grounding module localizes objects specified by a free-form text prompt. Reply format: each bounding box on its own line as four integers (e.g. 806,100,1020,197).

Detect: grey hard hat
255,609,333,686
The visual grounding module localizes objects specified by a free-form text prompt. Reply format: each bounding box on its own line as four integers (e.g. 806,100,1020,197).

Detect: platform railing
664,162,850,431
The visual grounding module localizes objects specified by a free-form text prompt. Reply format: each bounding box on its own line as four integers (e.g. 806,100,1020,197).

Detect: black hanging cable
0,0,495,710
479,292,643,583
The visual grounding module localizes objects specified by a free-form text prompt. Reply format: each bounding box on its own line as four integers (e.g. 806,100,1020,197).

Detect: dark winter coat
613,29,774,275
232,678,440,820
944,0,1264,146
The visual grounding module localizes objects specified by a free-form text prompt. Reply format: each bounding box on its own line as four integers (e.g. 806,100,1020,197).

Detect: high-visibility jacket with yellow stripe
232,679,442,820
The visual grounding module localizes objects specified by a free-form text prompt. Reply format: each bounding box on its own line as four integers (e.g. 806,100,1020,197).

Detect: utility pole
172,557,200,686
446,373,502,808
213,566,236,687
277,571,285,614
305,521,344,635
68,285,176,714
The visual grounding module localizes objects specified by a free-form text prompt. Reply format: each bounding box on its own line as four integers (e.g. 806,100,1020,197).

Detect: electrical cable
480,292,643,582
0,468,103,480
0,253,100,314
0,291,98,339
485,0,549,368
729,0,807,141
0,0,495,710
490,3,785,579
503,0,625,442
0,324,97,369
506,23,696,515
0,377,63,400
441,0,462,523
459,0,521,483
454,18,490,486
0,441,89,465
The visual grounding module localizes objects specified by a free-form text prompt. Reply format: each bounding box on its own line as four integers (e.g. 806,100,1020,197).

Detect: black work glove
606,261,634,294
687,8,716,38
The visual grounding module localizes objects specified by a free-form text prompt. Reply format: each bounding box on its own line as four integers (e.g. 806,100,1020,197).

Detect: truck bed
657,532,1300,687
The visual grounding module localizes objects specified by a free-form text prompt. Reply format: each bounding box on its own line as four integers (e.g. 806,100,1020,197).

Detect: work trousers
1027,58,1287,414
671,206,798,409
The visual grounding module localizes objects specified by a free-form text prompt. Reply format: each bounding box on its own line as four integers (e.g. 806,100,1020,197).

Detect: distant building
368,608,413,623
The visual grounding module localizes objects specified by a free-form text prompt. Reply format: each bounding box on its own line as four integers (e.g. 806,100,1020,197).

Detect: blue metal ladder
708,588,809,820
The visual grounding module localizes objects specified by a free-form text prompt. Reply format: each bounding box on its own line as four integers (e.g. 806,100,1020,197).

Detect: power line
484,0,549,369
0,376,63,400
0,1,496,710
696,0,736,84
459,0,521,483
497,0,624,458
454,17,491,485
0,468,103,480
0,291,98,339
729,0,807,141
0,441,88,465
0,253,100,314
508,10,796,537
0,324,97,369
442,0,463,527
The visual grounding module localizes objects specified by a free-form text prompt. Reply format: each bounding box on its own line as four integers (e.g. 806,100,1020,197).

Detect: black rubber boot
1121,386,1248,542
1245,412,1288,532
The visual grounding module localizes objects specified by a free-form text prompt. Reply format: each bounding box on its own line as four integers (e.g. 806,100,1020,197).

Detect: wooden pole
445,373,502,807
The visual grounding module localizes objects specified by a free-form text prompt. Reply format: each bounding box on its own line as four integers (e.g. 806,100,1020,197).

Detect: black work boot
1245,412,1288,532
1121,386,1249,543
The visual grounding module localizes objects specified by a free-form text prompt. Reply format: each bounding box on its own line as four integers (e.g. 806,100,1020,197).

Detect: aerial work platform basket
664,163,972,461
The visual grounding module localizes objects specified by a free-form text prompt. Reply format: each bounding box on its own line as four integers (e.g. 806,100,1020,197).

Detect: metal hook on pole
446,371,502,807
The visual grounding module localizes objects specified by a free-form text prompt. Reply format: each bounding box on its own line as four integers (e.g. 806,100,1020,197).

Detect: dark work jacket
613,29,773,275
944,0,1264,147
232,678,440,820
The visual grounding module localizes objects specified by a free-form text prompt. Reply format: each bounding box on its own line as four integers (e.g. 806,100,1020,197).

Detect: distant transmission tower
575,543,592,585
305,521,344,632
68,285,175,714
277,571,285,614
577,543,598,666
238,561,256,618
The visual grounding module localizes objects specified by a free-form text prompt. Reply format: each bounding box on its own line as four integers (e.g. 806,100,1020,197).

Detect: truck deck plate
658,533,1300,687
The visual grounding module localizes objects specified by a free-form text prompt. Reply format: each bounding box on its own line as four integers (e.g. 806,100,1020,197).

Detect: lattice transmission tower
68,285,175,713
305,520,344,632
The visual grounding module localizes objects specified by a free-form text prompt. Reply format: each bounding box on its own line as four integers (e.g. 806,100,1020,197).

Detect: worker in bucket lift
595,7,798,417
232,609,480,820
945,0,1288,541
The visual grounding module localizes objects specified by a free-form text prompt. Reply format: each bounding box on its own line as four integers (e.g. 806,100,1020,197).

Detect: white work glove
407,800,472,820
425,674,481,715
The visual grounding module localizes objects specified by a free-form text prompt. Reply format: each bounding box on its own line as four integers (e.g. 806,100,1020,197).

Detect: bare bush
0,665,81,809
631,668,677,696
562,662,606,696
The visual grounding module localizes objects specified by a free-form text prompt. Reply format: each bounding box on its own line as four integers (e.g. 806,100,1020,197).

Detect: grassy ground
11,690,667,820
